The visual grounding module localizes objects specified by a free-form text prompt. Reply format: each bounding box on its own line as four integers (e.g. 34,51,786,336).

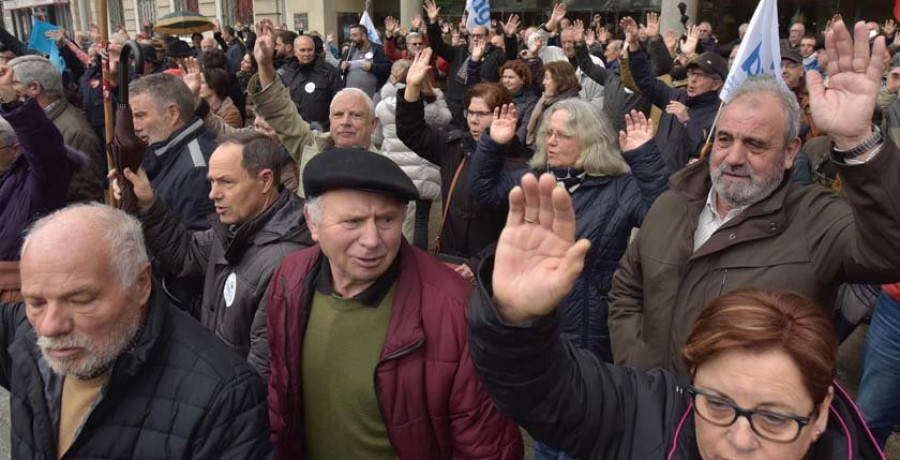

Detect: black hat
780,46,803,64
166,40,194,58
303,148,419,201
311,35,324,54
138,43,160,63
686,51,729,80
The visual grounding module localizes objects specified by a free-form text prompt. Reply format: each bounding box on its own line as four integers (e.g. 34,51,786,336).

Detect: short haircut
202,49,227,69
351,23,368,36
8,55,64,100
406,32,423,42
221,132,284,185
22,203,150,288
723,75,800,145
390,59,411,82
801,34,817,42
191,32,203,41
279,30,298,47
330,87,375,120
223,25,235,36
464,83,512,112
129,73,196,124
530,99,629,176
542,61,581,95
499,59,533,87
683,289,837,415
202,67,230,100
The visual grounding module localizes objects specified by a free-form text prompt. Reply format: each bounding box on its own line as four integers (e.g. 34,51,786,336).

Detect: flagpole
698,100,724,161
98,0,116,206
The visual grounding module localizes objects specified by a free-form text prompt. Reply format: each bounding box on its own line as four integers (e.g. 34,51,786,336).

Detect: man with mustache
6,204,271,458
252,148,522,458
608,18,900,376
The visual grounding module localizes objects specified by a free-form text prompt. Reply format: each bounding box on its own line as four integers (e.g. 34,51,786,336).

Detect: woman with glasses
397,48,531,282
469,100,667,366
468,174,883,457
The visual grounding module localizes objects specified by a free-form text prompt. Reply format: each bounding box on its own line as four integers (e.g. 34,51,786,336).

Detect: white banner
360,10,381,45
465,0,491,32
720,0,784,102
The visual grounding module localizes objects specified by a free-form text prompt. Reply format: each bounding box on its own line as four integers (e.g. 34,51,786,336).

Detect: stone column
659,0,697,37
400,0,422,33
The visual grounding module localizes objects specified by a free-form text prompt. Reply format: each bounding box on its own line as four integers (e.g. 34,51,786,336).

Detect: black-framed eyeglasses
684,386,812,443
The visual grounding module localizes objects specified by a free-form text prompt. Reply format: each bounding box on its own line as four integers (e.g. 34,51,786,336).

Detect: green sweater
301,285,397,459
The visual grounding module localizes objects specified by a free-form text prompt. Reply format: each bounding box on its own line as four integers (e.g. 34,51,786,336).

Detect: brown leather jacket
609,138,900,375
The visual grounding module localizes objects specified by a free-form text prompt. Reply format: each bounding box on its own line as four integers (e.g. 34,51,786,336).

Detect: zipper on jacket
718,269,728,296
372,338,425,449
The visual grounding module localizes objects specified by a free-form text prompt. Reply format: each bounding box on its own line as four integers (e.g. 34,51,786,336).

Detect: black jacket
575,44,651,133
138,187,313,359
629,47,721,175
468,266,884,459
396,93,529,269
0,291,272,458
278,57,344,130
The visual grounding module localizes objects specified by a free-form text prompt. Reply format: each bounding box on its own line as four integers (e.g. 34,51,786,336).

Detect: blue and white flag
465,0,491,32
360,10,382,44
720,0,783,102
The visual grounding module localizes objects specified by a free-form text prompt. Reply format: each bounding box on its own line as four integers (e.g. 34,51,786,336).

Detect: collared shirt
43,99,62,115
694,186,747,250
314,256,401,307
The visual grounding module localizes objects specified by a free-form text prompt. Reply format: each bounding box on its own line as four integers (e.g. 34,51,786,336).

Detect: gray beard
710,161,786,210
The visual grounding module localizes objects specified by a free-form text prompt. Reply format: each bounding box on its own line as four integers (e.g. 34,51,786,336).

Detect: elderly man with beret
249,148,522,459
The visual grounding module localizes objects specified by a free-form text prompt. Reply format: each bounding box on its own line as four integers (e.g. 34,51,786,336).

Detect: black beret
303,148,418,201
166,40,194,58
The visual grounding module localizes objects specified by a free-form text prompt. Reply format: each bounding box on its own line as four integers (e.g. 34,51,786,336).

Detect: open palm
492,174,591,324
489,104,518,145
807,17,886,149
619,110,656,151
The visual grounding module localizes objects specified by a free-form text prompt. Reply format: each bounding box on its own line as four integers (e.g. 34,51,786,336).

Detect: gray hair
406,32,422,41
330,88,375,121
723,75,801,145
305,195,325,224
0,118,17,146
530,99,630,176
8,55,64,100
110,33,127,44
22,204,149,288
129,73,196,124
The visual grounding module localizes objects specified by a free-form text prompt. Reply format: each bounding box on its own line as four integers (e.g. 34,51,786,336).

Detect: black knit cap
303,148,419,201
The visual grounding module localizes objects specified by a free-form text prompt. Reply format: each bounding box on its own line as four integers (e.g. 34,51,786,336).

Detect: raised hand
807,15,886,150
109,168,154,210
502,14,521,37
681,24,700,57
326,32,335,43
596,26,610,44
45,28,66,45
620,17,640,50
180,57,202,97
411,13,424,30
885,19,897,37
0,65,17,103
619,110,655,151
644,12,660,39
423,0,441,24
254,19,278,84
459,12,468,30
384,16,398,37
489,104,518,145
492,173,591,324
406,47,432,87
585,28,596,45
471,41,486,61
546,2,567,32
529,34,544,57
664,28,678,53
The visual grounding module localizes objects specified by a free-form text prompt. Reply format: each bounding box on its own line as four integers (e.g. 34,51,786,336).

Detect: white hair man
8,204,271,458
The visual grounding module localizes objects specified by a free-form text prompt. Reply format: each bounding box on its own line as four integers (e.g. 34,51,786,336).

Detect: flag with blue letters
360,10,382,44
720,0,784,102
466,0,491,32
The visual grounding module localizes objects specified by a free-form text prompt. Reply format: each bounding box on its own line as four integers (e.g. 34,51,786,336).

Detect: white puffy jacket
375,82,451,201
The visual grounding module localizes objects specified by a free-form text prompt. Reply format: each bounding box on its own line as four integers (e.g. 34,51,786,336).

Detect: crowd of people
0,4,897,459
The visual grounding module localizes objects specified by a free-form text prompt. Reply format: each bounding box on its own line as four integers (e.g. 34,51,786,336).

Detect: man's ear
166,105,182,128
304,207,320,242
258,169,275,194
782,137,802,170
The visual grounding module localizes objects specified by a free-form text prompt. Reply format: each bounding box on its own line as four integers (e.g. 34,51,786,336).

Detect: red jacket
265,241,523,459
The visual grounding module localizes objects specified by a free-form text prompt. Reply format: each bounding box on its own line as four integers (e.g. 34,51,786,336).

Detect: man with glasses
782,46,822,141
783,22,806,50
622,16,726,174
279,34,344,132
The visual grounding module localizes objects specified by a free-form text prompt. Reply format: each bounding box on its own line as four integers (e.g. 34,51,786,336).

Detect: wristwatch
831,123,883,162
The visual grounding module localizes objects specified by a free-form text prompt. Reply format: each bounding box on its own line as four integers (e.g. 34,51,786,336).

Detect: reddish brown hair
464,83,512,112
499,59,533,88
682,289,837,411
542,61,581,95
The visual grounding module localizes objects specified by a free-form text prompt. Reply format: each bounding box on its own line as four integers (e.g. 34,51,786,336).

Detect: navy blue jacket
469,135,668,360
141,117,217,231
629,48,721,175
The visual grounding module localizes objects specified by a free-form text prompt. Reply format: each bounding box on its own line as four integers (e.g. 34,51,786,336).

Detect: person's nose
33,302,74,338
356,219,380,249
209,182,223,201
726,416,760,453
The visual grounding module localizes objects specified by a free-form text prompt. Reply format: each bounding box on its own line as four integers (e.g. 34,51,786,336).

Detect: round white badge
223,272,237,308
365,51,373,59
304,82,316,93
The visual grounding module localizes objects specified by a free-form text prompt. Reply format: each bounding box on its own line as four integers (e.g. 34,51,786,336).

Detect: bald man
6,204,271,458
277,34,344,131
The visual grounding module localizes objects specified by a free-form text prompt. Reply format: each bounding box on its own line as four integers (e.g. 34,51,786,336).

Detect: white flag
360,10,382,45
720,0,784,102
465,0,491,32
